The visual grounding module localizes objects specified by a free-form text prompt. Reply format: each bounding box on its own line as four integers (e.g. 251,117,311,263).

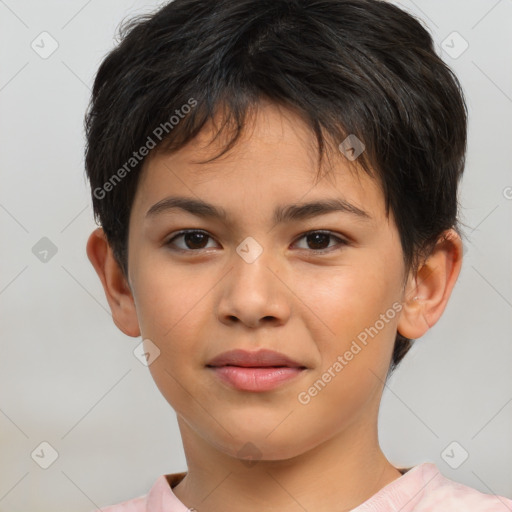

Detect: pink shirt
96,463,512,511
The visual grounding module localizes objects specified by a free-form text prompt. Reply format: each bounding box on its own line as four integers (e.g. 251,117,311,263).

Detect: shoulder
413,463,512,511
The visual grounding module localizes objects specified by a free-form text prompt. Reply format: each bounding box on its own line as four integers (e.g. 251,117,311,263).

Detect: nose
215,243,291,329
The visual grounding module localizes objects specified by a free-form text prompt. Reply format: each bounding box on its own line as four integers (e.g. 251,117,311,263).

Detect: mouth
206,349,307,392
206,348,306,368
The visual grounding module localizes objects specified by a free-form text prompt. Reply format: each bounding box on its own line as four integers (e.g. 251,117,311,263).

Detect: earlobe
397,229,463,340
86,227,141,337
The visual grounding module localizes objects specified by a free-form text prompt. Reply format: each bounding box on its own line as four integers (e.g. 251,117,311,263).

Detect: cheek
133,261,217,410
133,251,206,335
131,257,219,382
298,259,400,333
292,250,402,375
292,265,400,428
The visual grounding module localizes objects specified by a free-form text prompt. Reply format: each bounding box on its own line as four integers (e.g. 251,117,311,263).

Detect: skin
87,100,462,512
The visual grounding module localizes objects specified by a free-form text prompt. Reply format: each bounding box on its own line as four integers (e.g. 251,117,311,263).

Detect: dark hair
84,0,467,373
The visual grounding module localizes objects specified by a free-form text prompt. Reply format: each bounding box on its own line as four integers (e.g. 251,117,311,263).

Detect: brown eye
306,232,331,250
183,232,209,249
294,231,348,253
166,230,217,251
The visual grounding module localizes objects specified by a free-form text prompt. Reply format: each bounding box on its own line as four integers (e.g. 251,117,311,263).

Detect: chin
212,425,319,464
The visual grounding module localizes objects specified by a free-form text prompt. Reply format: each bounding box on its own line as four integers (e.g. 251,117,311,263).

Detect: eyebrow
145,196,371,225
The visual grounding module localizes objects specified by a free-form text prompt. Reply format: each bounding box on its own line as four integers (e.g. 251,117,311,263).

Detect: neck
172,415,402,512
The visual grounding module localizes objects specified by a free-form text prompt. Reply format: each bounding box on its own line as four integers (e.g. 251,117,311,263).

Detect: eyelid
166,229,350,253
165,229,220,251
292,230,349,252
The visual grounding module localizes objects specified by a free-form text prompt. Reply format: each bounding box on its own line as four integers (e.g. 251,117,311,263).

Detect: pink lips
206,349,307,392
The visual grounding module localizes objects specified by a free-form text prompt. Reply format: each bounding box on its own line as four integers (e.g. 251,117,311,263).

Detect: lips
206,349,307,392
206,349,306,369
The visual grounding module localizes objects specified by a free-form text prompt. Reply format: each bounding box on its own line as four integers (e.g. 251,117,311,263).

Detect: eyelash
165,230,349,254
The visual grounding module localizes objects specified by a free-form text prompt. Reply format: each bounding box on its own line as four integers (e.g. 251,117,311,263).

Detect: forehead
134,101,386,224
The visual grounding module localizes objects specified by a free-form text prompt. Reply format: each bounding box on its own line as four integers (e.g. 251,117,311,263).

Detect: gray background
1,0,511,510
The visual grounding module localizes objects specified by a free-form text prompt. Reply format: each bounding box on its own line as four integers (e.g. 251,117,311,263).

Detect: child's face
106,101,421,460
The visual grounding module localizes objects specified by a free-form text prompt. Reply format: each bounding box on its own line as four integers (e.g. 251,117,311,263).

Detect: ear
397,229,463,340
86,227,141,337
